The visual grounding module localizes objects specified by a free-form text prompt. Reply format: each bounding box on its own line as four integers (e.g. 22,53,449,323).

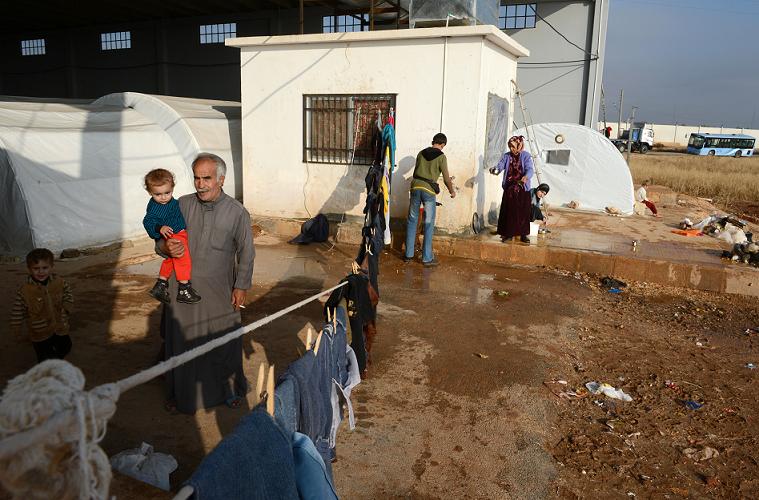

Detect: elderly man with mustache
157,152,255,414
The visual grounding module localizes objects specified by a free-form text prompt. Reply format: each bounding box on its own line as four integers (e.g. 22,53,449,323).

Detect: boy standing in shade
10,248,74,362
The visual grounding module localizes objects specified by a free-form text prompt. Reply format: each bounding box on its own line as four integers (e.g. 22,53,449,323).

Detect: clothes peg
313,332,323,355
306,327,313,350
331,308,337,329
173,485,194,500
256,363,266,404
326,307,332,323
351,261,360,275
266,365,275,416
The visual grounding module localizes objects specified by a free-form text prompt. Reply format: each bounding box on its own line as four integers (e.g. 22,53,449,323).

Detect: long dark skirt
497,185,531,239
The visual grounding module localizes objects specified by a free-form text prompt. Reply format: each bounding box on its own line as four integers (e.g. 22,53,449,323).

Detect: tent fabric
93,92,242,200
515,123,635,215
0,100,194,254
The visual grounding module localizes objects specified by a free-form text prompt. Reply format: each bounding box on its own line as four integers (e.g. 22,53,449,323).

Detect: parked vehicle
686,133,755,157
612,122,654,154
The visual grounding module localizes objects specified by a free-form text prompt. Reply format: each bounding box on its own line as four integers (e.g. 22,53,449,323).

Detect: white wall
233,28,525,232
601,122,759,146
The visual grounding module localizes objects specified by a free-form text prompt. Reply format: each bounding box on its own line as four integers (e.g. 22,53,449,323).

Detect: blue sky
602,0,759,128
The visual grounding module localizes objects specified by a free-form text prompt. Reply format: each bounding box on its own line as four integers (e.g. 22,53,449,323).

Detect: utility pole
626,106,637,163
600,85,608,131
617,89,624,139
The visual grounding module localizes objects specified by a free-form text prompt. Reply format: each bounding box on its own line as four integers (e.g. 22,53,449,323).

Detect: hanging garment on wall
292,432,339,500
185,409,299,500
382,122,396,174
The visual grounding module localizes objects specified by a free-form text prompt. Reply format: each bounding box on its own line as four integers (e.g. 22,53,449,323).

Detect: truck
612,122,655,154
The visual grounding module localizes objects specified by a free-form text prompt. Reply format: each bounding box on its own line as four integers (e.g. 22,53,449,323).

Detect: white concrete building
228,26,528,233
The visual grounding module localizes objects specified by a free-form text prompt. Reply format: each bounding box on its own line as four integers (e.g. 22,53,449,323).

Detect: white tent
0,94,241,256
516,123,635,215
93,93,242,200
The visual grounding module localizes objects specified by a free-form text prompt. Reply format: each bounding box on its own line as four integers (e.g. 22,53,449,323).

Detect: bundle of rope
0,281,347,499
0,360,117,499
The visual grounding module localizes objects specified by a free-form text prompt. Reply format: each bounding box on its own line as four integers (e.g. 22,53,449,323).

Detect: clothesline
0,281,348,462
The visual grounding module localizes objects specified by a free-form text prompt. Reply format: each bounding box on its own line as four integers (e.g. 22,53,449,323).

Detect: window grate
499,3,537,30
200,23,237,44
21,38,46,56
101,31,131,51
303,94,396,165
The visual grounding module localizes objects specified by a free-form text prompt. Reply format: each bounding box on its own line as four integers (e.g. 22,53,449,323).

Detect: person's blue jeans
405,189,437,263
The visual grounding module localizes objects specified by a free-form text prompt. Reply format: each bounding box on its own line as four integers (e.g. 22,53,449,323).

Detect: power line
530,4,598,58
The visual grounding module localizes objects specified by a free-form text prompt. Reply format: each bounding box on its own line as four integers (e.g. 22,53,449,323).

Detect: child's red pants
159,229,192,281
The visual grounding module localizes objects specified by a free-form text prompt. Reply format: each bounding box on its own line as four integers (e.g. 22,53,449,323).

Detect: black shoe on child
520,236,530,244
423,259,439,267
177,282,202,304
149,279,171,304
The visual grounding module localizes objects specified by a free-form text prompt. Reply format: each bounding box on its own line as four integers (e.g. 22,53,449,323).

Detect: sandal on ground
225,396,243,409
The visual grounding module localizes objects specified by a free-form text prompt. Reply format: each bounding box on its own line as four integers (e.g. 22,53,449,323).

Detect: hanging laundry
185,409,299,500
273,377,298,436
332,345,362,440
325,273,377,374
313,307,349,466
292,432,339,500
280,351,332,464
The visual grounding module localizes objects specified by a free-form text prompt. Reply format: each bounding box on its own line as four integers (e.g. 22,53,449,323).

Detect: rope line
0,281,348,461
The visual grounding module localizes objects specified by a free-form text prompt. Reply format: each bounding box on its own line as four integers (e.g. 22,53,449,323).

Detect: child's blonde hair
144,169,176,191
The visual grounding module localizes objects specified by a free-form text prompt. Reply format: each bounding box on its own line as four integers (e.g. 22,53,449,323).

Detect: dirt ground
1,234,758,498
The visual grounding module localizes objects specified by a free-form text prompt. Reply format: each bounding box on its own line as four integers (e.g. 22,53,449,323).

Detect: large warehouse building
1,0,607,128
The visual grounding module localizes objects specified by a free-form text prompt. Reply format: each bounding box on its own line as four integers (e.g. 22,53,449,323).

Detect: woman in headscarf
490,135,534,243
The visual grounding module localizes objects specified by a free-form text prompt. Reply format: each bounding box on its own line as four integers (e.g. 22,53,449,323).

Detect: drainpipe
589,0,604,127
440,13,462,132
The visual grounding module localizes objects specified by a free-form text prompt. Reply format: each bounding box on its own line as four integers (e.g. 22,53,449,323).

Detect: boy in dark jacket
10,248,74,362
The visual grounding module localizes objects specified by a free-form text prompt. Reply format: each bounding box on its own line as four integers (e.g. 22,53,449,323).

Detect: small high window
21,38,46,56
200,23,237,44
101,31,131,51
499,3,537,29
546,150,570,166
323,14,368,33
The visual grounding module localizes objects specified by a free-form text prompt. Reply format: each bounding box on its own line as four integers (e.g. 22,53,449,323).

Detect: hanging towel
185,409,299,500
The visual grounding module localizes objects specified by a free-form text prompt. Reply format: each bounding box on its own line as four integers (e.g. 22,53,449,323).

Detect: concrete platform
256,192,759,297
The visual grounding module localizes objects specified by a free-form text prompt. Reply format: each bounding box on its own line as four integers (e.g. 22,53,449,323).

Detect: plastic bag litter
110,442,178,491
585,381,633,402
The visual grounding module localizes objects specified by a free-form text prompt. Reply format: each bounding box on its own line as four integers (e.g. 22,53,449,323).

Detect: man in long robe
160,152,255,414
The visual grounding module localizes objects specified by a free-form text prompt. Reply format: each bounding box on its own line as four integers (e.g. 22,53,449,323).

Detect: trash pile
721,242,759,267
682,214,752,245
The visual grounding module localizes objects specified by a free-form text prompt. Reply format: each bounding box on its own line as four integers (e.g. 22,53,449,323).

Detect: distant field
628,154,759,204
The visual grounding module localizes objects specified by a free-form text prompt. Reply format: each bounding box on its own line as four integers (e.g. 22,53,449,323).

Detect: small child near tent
10,248,74,362
636,180,662,218
142,169,202,304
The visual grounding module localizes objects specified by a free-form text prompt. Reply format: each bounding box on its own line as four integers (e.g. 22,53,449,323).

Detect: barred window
200,23,236,44
21,39,46,56
499,3,537,29
101,31,131,51
303,94,396,165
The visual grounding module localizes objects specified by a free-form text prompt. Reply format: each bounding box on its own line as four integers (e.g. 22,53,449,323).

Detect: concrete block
577,252,615,276
481,241,512,263
511,244,547,266
451,239,482,260
545,249,580,271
